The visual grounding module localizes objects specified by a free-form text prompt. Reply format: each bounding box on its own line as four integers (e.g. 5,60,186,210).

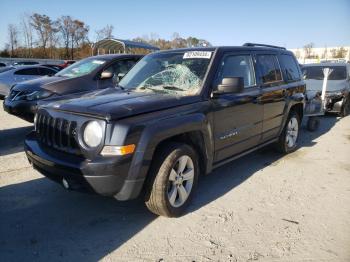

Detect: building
289,46,350,64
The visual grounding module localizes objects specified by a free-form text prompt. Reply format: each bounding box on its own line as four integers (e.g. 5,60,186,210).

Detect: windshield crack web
139,64,202,95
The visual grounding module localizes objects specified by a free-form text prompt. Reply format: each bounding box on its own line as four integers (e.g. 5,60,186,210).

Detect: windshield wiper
162,85,184,91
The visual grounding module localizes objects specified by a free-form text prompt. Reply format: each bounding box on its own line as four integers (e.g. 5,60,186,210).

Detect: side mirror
213,77,244,96
100,71,114,80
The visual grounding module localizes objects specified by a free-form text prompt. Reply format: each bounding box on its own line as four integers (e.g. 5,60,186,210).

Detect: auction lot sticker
183,51,212,59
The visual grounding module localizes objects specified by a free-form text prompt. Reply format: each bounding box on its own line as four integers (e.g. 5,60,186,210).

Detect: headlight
13,90,52,101
25,90,52,101
83,121,103,148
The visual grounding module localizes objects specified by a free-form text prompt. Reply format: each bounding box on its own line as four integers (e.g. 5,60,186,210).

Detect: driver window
104,60,137,84
215,55,256,88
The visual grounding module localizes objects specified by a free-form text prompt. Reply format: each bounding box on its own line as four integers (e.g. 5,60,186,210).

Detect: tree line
1,13,212,60
295,43,348,59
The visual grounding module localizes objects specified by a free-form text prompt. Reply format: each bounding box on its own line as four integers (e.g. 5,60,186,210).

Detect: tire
144,142,199,217
275,111,300,153
307,116,320,132
340,96,350,117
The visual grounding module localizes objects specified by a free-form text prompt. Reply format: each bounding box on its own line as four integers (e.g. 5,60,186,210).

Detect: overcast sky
0,0,349,49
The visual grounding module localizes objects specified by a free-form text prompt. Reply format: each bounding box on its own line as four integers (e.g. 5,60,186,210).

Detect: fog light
101,144,136,156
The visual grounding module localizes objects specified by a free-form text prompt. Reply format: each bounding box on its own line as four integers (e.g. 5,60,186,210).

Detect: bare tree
30,13,56,57
335,47,347,58
57,16,74,58
95,24,114,42
21,14,34,57
330,48,337,58
69,20,89,59
8,24,19,57
303,43,314,58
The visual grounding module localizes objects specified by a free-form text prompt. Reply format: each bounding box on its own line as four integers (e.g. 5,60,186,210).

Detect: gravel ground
0,106,349,262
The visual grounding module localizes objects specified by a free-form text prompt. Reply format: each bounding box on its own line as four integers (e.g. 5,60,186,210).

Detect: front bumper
24,131,145,200
3,98,37,122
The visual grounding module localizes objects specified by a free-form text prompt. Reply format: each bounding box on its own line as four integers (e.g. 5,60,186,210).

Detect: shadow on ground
0,126,33,156
0,115,340,261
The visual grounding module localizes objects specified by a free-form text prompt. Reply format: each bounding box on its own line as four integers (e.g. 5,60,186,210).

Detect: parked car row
1,44,349,217
3,54,142,121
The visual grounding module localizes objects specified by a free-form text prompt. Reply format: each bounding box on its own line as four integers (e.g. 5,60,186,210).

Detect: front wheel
275,111,300,153
340,96,350,117
144,142,199,217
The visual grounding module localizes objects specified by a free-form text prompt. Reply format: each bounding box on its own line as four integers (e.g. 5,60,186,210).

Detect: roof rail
243,43,286,50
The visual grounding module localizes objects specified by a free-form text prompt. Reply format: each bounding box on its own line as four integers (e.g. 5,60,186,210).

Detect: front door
211,53,263,163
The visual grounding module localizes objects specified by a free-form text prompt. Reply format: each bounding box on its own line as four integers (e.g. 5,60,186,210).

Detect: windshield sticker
183,51,212,59
92,60,106,65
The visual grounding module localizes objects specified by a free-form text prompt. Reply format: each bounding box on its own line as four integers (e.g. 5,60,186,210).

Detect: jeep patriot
25,43,305,217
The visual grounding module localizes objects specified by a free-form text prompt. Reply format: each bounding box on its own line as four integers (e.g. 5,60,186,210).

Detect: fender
115,112,214,200
278,92,305,136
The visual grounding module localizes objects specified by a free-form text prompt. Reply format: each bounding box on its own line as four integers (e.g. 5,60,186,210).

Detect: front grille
36,113,81,155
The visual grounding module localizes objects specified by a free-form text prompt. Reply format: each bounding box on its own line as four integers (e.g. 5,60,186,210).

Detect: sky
0,0,349,50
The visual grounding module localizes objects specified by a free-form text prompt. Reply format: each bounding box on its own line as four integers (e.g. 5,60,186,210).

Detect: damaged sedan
302,63,350,116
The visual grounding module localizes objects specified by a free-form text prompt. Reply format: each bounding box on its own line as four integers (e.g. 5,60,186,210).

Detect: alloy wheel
286,116,299,148
167,155,194,207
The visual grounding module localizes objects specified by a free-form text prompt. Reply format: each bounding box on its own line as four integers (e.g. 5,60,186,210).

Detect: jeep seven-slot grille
36,113,81,155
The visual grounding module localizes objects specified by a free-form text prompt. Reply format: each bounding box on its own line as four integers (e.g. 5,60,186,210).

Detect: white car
302,63,350,116
0,65,58,98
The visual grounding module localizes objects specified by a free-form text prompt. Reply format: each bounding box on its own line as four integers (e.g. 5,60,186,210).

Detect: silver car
302,63,350,116
0,65,58,98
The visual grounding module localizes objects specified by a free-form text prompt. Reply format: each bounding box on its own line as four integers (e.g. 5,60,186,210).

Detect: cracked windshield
119,51,213,96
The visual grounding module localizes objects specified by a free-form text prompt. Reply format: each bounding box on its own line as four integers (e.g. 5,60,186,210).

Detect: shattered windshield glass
119,51,213,96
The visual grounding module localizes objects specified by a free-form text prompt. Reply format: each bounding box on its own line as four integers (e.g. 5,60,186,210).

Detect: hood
44,88,199,120
305,79,349,92
12,75,93,95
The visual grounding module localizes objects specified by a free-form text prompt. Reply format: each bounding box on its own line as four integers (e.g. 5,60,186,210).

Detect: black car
25,44,305,217
3,54,142,122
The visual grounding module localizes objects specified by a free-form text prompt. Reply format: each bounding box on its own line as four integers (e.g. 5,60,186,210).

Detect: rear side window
279,55,301,81
256,55,282,84
14,68,39,75
38,67,56,76
214,55,256,88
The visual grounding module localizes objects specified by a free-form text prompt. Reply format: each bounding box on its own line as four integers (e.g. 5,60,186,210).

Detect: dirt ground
0,106,349,262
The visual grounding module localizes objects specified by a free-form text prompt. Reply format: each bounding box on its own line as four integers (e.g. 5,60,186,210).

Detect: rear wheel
144,142,199,217
276,111,300,153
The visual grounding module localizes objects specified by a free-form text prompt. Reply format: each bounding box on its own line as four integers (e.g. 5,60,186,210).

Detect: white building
289,46,350,64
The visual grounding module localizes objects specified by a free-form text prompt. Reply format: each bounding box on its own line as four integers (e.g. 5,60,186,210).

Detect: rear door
255,53,287,141
211,52,263,162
